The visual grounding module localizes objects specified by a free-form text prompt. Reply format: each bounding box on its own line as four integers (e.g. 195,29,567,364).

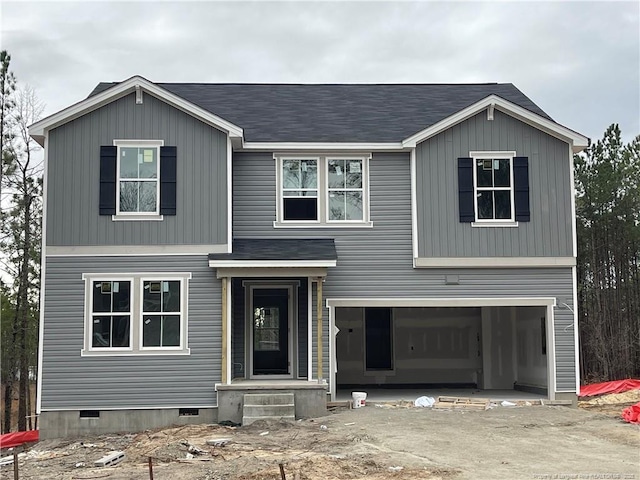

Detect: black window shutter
513,156,530,222
99,146,117,215
160,146,177,215
458,157,474,222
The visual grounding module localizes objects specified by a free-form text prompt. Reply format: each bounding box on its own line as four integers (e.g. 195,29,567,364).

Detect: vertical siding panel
415,111,572,259
47,93,229,247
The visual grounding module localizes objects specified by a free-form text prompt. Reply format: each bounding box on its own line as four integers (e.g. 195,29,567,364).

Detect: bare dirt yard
3,403,639,480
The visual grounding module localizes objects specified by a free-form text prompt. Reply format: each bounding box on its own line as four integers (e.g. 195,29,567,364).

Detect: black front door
252,288,289,375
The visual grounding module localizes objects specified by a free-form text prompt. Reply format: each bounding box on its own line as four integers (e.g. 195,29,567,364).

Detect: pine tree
575,124,640,382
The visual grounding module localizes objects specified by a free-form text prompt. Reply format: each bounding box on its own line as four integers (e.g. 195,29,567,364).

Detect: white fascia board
402,94,590,153
326,297,557,308
29,75,244,146
240,141,406,152
208,259,337,268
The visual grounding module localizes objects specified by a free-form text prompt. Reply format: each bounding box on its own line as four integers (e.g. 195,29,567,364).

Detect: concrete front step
243,404,295,418
242,393,296,425
243,393,295,406
242,415,295,425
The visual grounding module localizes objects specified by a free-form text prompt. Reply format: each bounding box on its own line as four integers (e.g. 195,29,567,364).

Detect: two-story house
29,77,589,438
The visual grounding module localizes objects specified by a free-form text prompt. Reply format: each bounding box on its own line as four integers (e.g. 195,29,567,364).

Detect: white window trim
279,155,321,225
325,156,368,224
113,139,164,220
82,275,135,354
470,150,516,224
81,272,191,356
274,154,373,228
139,276,189,352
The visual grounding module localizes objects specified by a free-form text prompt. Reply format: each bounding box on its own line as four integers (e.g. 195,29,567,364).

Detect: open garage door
335,305,550,398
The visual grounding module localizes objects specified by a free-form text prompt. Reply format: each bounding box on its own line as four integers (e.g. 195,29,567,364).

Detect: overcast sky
2,1,639,143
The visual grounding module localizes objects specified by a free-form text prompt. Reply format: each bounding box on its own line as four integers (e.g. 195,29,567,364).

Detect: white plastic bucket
352,391,367,408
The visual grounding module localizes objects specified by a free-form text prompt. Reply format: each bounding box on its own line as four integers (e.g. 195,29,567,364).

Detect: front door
252,288,289,376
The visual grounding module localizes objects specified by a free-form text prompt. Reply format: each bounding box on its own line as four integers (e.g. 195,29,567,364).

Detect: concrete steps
242,393,295,425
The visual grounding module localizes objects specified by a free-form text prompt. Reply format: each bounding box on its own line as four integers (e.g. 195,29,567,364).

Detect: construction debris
181,441,206,455
206,437,231,447
433,396,490,410
94,451,126,467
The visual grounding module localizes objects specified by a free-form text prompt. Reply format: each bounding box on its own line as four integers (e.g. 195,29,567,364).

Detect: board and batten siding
46,92,228,247
416,110,573,258
41,255,220,410
233,151,576,391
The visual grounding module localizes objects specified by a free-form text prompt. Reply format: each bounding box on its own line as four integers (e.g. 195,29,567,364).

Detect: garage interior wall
336,307,482,385
336,306,547,391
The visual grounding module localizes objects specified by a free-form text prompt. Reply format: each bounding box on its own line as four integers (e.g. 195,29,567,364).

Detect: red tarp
579,379,640,397
0,430,39,449
622,402,640,424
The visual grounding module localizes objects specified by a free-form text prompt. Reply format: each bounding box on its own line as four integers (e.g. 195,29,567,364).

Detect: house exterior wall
233,151,577,391
46,92,229,247
415,110,573,258
40,255,220,410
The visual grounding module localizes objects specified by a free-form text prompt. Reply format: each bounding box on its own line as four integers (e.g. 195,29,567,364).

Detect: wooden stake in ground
13,448,19,480
278,462,286,480
148,456,154,480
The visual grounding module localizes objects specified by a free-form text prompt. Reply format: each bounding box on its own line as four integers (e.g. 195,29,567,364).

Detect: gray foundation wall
39,408,218,440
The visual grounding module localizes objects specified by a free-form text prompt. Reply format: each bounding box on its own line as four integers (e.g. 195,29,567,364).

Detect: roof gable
88,82,554,144
29,76,243,146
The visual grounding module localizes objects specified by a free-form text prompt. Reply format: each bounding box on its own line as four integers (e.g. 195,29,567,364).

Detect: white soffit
402,94,590,153
29,75,244,146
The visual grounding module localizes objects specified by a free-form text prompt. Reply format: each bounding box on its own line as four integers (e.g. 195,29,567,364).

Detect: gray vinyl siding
233,151,577,391
416,110,573,258
231,278,308,379
41,255,220,410
47,92,228,247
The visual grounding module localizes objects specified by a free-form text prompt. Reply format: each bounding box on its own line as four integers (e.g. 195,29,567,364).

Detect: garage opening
335,306,549,401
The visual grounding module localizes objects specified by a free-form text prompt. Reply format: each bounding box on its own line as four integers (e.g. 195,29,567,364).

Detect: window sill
81,348,190,356
273,221,374,229
471,221,519,228
112,214,164,222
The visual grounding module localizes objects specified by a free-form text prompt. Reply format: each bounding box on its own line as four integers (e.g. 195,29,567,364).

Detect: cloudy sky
2,1,639,143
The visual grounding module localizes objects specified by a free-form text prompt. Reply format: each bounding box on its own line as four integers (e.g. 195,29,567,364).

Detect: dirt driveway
5,405,639,479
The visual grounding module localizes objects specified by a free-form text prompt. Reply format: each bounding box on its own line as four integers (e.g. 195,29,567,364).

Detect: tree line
0,49,638,432
575,125,640,382
1,50,43,432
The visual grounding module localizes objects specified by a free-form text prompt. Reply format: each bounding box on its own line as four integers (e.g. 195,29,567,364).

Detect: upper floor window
282,158,318,221
327,158,364,221
458,152,530,226
118,144,160,213
276,154,372,227
473,154,514,222
100,140,177,221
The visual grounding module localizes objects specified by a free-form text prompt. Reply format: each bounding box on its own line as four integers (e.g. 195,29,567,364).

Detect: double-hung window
472,152,515,222
83,273,190,355
327,158,364,221
113,140,164,216
142,280,183,349
282,158,318,221
90,280,132,349
276,154,371,226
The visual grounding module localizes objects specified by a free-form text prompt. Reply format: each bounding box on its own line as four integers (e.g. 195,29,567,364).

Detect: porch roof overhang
208,238,337,279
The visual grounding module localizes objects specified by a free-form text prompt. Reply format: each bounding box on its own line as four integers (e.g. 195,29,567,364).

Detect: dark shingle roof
89,82,551,143
209,238,337,262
